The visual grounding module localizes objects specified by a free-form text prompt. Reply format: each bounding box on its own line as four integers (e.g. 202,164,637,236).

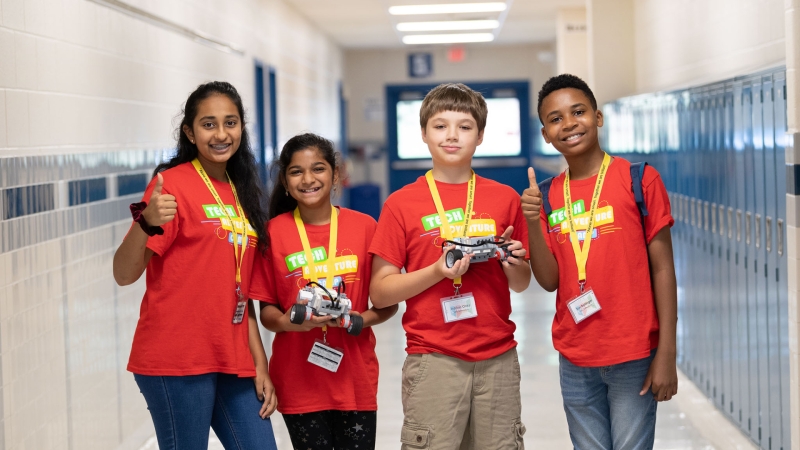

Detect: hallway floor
143,286,758,450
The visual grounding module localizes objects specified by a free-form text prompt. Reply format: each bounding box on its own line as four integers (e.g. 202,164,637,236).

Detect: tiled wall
0,0,343,449
783,1,800,448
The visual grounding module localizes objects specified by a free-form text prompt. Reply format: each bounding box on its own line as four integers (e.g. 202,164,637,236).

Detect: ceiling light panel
397,19,499,31
402,33,495,44
389,3,507,16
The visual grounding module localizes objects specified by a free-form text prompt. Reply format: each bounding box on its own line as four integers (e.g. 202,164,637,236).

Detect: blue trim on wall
268,67,278,158
117,173,148,197
789,164,800,195
68,178,107,206
385,81,532,195
254,62,267,185
3,184,55,219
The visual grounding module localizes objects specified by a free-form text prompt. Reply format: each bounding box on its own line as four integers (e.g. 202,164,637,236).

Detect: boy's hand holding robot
440,226,527,271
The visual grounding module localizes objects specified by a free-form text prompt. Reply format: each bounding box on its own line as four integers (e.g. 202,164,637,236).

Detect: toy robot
289,283,363,336
442,236,513,268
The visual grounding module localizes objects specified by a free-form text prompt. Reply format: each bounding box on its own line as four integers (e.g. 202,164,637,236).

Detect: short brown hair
419,83,488,131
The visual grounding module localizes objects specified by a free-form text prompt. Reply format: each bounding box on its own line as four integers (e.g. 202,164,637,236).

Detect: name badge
567,288,601,324
441,293,478,323
307,340,343,372
232,290,246,324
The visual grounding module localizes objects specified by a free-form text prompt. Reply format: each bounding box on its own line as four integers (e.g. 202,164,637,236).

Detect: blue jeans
559,350,657,450
134,373,277,450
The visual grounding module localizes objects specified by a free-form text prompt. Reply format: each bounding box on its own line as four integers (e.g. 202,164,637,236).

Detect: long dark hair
154,81,269,252
269,133,341,219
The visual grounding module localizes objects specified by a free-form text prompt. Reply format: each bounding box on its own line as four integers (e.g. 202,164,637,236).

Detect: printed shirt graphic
127,162,262,377
369,175,529,362
539,158,674,367
250,208,379,414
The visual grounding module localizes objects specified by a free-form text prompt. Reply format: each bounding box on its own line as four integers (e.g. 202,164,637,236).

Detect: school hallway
3,0,800,449
139,284,759,450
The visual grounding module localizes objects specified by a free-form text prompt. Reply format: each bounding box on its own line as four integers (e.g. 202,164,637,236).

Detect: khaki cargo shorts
400,348,526,449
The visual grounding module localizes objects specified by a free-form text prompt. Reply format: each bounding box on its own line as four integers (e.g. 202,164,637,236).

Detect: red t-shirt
127,162,261,377
369,175,529,362
250,208,379,414
539,157,674,367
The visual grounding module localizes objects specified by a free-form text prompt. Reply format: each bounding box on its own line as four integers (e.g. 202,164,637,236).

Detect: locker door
742,80,761,443
675,98,689,373
724,84,741,421
772,73,790,450
712,87,729,410
761,73,783,450
702,88,720,401
751,76,770,448
733,79,752,431
690,91,704,387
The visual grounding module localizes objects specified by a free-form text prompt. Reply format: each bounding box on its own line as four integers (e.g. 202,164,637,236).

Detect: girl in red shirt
113,82,278,449
250,133,397,450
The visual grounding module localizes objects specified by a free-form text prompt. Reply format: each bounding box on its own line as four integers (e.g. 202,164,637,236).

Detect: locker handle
765,216,772,253
777,219,784,256
691,198,697,227
685,196,690,224
711,202,717,233
755,213,761,249
736,209,742,242
728,208,733,239
745,211,752,245
719,204,726,237
703,201,709,231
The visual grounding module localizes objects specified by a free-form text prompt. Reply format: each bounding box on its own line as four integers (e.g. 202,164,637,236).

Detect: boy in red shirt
522,74,678,449
370,83,531,449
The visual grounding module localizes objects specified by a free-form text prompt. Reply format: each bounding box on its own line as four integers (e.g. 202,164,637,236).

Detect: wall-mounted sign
408,53,433,78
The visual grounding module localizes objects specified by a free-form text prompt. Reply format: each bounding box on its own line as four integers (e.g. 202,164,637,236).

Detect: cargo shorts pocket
514,420,526,449
401,423,431,448
402,354,429,400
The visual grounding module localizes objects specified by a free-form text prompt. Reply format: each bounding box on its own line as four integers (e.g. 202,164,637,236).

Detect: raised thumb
528,167,538,189
152,173,164,197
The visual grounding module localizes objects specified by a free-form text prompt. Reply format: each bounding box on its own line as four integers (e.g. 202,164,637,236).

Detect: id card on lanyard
293,206,345,369
191,159,250,324
562,153,611,324
425,170,478,323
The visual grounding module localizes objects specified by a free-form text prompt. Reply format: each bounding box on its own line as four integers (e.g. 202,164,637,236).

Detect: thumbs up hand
143,173,178,226
521,167,543,223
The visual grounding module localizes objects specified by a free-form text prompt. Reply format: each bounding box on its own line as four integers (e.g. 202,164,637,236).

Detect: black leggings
282,410,377,450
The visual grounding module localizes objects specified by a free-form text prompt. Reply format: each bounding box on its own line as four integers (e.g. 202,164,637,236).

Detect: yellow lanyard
293,205,338,289
191,159,248,288
563,153,611,291
425,170,476,286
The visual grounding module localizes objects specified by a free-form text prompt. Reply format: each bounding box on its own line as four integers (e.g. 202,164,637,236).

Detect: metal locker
711,87,728,410
742,80,762,444
724,84,741,422
750,76,771,449
761,73,783,450
772,73,790,450
733,79,752,432
702,88,721,404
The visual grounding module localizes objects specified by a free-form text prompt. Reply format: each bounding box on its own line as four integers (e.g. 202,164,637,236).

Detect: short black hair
537,74,598,124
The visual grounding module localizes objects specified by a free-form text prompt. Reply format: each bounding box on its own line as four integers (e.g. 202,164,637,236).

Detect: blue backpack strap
538,177,554,219
630,162,649,218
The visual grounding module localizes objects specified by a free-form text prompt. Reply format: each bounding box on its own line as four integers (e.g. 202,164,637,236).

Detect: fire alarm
447,46,466,63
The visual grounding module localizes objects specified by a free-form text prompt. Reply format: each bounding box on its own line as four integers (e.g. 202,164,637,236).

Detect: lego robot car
442,236,513,268
289,283,363,336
